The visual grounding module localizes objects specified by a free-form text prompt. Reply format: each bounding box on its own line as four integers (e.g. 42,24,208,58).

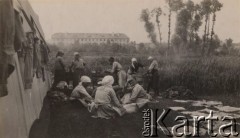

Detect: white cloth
148,56,153,60
74,52,79,56
98,75,114,87
131,58,137,62
80,76,91,83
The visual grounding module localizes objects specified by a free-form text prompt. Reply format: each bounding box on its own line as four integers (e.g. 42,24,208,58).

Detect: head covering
56,81,68,89
80,76,91,83
98,75,114,87
131,58,137,62
148,56,153,60
74,52,79,56
56,50,64,57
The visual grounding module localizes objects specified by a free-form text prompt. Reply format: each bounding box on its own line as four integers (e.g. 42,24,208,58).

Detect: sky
29,0,240,43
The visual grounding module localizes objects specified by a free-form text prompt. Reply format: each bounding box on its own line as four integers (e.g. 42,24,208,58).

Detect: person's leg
52,71,60,89
152,72,159,96
147,75,153,93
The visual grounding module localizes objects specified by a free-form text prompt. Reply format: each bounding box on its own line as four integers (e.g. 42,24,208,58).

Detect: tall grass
48,50,240,95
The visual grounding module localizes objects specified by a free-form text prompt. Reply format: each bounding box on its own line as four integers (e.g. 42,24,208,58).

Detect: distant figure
52,50,66,89
127,58,144,75
93,75,125,119
147,56,159,96
108,57,127,88
70,76,93,108
70,52,86,88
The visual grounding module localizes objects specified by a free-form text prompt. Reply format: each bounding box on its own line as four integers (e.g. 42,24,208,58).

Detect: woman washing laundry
70,76,93,108
121,76,152,113
92,75,126,119
127,58,143,75
107,57,127,88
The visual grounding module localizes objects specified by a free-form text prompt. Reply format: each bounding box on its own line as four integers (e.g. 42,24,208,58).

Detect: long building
52,33,130,46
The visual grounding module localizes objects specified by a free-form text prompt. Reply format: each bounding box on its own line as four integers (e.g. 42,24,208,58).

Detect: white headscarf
131,58,137,62
148,56,153,60
80,76,91,83
74,52,80,56
98,75,114,87
131,58,137,69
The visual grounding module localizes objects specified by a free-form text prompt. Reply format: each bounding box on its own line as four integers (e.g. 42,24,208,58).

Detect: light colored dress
121,84,151,113
93,85,124,119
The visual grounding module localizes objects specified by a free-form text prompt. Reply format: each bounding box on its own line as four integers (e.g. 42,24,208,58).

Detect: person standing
70,52,86,88
127,58,144,75
147,56,159,96
108,57,127,88
52,50,66,89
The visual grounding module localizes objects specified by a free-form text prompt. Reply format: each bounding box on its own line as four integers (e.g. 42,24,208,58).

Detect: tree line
140,0,236,56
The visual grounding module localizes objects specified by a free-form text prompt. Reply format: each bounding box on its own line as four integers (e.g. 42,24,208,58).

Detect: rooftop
52,33,129,39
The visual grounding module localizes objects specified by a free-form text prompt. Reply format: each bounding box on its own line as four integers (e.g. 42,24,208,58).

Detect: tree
186,0,196,46
210,0,223,44
200,0,212,55
151,7,164,45
226,38,233,48
140,9,158,46
175,9,192,46
166,0,184,54
171,34,183,53
192,4,203,47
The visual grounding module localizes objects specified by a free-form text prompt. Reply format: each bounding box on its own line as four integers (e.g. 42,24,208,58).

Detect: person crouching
70,76,93,108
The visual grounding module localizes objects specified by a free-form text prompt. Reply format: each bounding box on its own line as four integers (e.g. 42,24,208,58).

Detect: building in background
52,33,130,46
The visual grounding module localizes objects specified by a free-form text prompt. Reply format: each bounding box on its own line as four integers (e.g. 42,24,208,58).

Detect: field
48,49,240,98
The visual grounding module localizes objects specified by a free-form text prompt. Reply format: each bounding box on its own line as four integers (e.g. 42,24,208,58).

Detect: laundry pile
161,86,196,99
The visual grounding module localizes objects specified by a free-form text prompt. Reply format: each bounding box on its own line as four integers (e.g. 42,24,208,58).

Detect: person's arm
110,89,122,108
59,57,66,71
148,61,157,73
82,59,86,66
127,66,133,74
79,88,93,100
129,85,141,103
69,61,74,71
111,62,117,73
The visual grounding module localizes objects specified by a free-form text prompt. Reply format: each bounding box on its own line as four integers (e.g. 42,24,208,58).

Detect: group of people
51,50,160,119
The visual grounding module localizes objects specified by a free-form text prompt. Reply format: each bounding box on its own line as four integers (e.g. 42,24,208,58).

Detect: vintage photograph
0,0,240,137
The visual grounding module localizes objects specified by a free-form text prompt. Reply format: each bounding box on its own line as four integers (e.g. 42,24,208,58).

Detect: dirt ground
29,93,240,138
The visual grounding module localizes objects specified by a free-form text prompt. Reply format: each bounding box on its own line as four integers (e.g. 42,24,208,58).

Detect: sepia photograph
0,0,240,137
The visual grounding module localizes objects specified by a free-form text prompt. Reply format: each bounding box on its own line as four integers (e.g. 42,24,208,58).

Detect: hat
80,76,91,83
148,56,153,60
131,58,137,62
74,52,79,56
